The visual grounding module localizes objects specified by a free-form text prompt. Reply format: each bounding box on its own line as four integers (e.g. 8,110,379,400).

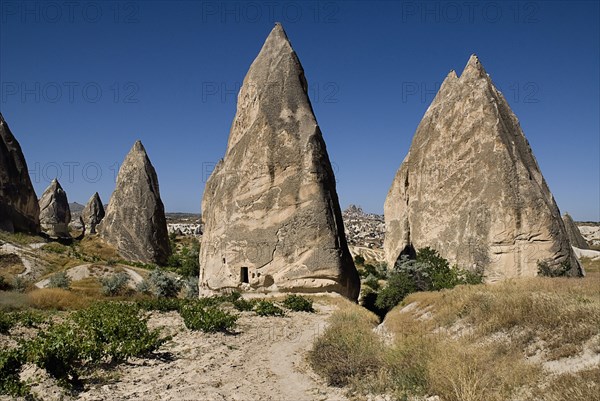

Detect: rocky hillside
342,205,385,249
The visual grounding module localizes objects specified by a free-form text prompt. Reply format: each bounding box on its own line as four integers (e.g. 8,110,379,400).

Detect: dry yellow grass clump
311,276,600,401
26,288,93,310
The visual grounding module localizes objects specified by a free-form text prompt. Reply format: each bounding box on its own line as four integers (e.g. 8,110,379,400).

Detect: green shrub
232,297,255,312
538,260,571,277
254,300,285,317
72,302,168,362
180,303,238,333
282,295,314,312
136,279,152,295
0,312,12,334
11,276,27,293
0,348,28,396
48,271,71,290
183,277,199,299
136,297,184,312
364,275,381,291
354,255,365,265
376,249,483,313
375,270,416,312
100,272,130,296
148,269,181,298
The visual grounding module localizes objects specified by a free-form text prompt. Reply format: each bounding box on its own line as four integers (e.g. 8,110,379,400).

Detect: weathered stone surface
82,192,105,234
39,179,71,238
0,113,40,233
384,55,582,280
199,24,359,299
562,213,589,249
99,141,170,265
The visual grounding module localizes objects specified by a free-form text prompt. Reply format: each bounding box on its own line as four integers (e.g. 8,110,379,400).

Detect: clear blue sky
1,1,598,221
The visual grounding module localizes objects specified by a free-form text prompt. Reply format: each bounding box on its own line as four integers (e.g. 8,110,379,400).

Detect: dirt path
75,303,348,401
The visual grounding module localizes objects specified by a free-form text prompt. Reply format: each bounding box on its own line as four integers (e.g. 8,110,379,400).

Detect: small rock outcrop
199,24,359,299
99,141,170,265
0,113,40,233
82,192,105,234
384,55,582,280
39,179,71,238
562,213,590,249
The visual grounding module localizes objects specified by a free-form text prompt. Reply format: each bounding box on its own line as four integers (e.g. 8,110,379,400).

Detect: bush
72,302,168,362
0,348,27,396
183,277,199,299
537,260,571,277
0,276,10,291
375,270,416,312
282,295,314,312
11,276,27,293
48,271,71,290
363,275,381,291
100,272,130,296
376,249,483,313
136,279,152,295
309,308,383,386
232,297,255,311
0,312,12,334
148,269,181,298
136,297,185,312
180,303,238,333
254,300,285,317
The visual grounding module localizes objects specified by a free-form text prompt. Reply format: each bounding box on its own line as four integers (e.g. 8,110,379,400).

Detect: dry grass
77,236,119,261
529,366,600,401
0,231,45,245
0,253,25,280
26,288,93,310
0,291,29,311
581,256,600,274
311,276,599,400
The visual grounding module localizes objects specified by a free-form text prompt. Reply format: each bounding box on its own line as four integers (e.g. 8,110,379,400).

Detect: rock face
99,141,170,265
82,192,105,234
39,179,71,238
562,213,589,249
384,55,582,280
199,24,359,299
0,113,40,233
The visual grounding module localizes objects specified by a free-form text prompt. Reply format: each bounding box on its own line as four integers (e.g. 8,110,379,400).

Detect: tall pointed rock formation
82,192,105,234
199,24,359,299
384,55,582,280
39,179,71,238
99,141,170,265
0,113,40,233
562,213,589,250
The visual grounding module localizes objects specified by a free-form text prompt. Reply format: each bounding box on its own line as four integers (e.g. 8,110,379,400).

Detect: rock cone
82,192,105,234
562,213,589,249
199,24,359,299
99,141,170,265
39,179,71,238
0,113,40,233
384,55,582,280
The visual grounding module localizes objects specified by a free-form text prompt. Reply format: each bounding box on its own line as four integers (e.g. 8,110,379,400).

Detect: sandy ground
14,302,349,401
0,242,45,277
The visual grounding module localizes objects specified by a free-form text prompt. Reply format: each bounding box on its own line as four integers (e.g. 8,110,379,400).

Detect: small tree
148,269,181,298
100,272,130,296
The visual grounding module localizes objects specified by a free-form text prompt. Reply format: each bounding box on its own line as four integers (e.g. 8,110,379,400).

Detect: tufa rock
562,213,590,250
0,113,40,233
384,55,582,280
199,24,360,299
99,141,170,265
82,192,105,234
39,179,71,238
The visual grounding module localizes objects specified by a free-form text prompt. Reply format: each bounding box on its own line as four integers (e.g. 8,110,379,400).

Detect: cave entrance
240,267,249,283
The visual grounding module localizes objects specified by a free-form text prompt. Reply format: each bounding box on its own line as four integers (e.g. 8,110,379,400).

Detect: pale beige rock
199,24,359,299
562,213,590,250
384,55,582,280
38,179,71,238
99,141,170,265
0,113,40,233
82,192,105,234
